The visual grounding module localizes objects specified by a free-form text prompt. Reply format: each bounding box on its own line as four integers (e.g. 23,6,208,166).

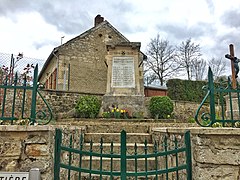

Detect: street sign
0,172,29,180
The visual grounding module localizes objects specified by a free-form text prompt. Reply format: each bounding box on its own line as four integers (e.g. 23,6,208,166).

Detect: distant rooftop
144,84,168,90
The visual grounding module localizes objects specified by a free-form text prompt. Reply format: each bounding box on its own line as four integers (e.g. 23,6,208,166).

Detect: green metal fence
195,67,240,127
54,128,192,180
0,64,52,125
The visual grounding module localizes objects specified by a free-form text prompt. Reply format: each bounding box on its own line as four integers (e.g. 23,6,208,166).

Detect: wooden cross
225,44,237,89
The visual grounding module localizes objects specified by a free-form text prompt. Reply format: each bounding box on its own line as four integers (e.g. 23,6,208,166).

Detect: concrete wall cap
152,127,240,135
0,125,86,131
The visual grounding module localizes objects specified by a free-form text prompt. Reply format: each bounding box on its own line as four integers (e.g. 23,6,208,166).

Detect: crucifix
225,44,240,89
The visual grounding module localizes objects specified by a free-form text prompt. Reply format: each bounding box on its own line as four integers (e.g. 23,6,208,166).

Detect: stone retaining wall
0,125,85,180
144,98,204,121
38,89,100,119
172,101,203,122
1,89,204,121
41,90,202,121
152,127,240,180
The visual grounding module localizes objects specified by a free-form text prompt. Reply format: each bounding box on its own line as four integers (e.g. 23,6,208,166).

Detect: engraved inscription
112,57,135,88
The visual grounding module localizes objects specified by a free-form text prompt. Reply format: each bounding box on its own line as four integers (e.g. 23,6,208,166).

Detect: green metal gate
54,128,192,180
0,64,52,125
195,67,240,127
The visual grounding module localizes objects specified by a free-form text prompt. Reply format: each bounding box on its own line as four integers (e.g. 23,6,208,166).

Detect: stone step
56,119,197,133
86,124,150,133
79,156,158,172
78,175,161,180
79,175,163,180
84,133,152,143
83,143,155,154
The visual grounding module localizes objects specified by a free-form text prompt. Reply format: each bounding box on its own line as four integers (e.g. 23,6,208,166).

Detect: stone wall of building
152,127,240,180
56,23,129,94
38,55,58,89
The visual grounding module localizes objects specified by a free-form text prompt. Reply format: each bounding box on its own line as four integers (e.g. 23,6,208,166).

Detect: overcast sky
1,0,240,72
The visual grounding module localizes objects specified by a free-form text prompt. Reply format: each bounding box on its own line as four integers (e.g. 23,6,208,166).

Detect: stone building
38,15,145,95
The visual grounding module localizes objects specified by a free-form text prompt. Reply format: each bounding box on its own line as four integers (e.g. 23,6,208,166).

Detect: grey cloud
0,0,134,34
221,9,240,28
35,1,92,34
157,22,215,41
33,40,58,50
218,33,240,45
0,0,29,15
113,21,146,34
216,32,240,55
206,43,227,60
0,0,90,33
99,1,143,34
205,0,215,14
203,30,240,61
156,21,232,60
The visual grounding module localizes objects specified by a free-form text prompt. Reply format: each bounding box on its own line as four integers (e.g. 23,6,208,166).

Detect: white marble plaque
112,57,135,88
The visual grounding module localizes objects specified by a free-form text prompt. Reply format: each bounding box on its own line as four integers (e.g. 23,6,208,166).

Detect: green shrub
149,96,173,119
75,95,101,118
102,112,111,118
188,117,196,123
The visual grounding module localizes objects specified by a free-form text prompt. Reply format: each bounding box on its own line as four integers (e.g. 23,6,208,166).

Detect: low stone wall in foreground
152,127,240,180
1,126,239,180
0,125,85,180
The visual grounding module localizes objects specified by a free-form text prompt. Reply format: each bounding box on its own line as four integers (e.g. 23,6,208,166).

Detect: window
45,79,48,89
49,74,53,89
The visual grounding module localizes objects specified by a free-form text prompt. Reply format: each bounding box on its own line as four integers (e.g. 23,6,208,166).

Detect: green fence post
208,67,216,125
11,73,18,124
30,64,38,125
54,128,62,180
184,130,192,180
1,77,7,117
121,130,127,180
21,74,27,119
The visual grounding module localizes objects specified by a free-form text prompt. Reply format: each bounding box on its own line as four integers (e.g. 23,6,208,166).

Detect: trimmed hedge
167,79,207,102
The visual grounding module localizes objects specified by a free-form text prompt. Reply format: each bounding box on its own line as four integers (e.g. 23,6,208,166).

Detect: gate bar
120,130,127,180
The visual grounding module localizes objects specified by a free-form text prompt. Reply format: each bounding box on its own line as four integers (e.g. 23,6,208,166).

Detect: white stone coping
152,127,240,135
0,125,86,131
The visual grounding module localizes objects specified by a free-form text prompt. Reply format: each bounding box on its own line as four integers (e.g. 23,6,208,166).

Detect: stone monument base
225,93,239,119
101,95,145,117
225,110,240,119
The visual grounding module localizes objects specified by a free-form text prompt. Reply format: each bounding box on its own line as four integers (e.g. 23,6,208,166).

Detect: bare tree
192,58,207,80
144,34,179,86
144,70,157,85
208,57,226,80
176,38,202,80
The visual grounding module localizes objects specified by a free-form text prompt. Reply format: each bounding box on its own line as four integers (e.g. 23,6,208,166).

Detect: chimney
94,14,104,27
